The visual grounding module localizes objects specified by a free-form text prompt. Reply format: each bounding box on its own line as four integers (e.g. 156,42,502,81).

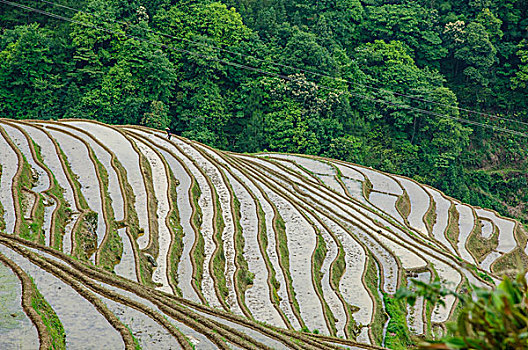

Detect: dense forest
1,0,527,222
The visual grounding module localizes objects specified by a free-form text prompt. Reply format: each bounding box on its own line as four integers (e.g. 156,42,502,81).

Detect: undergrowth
383,292,413,350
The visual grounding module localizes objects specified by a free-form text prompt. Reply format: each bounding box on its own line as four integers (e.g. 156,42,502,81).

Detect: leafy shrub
397,274,528,349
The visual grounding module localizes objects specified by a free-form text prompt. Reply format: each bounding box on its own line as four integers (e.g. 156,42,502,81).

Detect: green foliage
512,40,528,90
325,135,366,164
384,293,414,349
0,23,68,119
475,8,503,42
454,22,497,86
361,2,447,65
141,101,170,130
398,274,528,350
154,2,251,46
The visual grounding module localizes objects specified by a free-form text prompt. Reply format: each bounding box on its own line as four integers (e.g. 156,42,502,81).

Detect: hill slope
0,119,526,349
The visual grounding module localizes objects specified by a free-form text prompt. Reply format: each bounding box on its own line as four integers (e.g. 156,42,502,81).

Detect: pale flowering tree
137,5,149,23
444,21,466,46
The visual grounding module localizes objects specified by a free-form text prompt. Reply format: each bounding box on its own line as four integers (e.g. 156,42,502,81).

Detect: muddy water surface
0,260,39,350
0,244,124,349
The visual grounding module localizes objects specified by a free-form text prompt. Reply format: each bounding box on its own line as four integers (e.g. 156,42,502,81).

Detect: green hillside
0,0,527,224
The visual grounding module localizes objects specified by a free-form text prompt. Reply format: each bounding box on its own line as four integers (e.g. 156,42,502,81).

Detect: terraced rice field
0,119,526,349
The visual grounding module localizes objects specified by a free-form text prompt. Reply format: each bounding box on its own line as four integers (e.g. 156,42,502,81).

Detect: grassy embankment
363,254,387,346
190,181,205,298
232,193,254,315
30,277,67,349
255,203,286,323
424,199,437,235
167,168,184,296
275,213,306,329
15,155,43,242
395,191,411,222
492,224,528,278
31,140,70,250
362,177,373,200
93,155,123,272
111,157,150,285
0,127,44,241
211,186,229,306
383,290,413,350
56,147,97,262
445,203,460,255
312,232,335,335
138,148,160,287
467,219,498,263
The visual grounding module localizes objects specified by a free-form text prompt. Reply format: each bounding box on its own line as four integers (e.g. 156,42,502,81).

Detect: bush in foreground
397,273,528,349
